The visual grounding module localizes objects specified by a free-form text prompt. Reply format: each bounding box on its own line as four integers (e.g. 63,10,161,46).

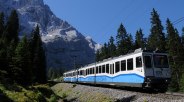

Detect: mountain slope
0,0,101,70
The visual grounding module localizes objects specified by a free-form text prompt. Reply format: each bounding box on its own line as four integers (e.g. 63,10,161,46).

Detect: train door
143,54,154,77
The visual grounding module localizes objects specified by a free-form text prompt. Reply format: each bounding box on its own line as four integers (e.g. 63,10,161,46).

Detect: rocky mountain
0,0,101,70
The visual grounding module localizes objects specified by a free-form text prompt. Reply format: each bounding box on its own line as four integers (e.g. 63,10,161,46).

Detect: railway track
54,83,184,102
165,92,184,96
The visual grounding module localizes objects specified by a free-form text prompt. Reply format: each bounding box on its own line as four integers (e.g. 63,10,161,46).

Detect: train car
63,48,171,91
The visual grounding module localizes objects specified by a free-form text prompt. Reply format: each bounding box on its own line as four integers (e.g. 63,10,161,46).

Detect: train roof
64,48,168,73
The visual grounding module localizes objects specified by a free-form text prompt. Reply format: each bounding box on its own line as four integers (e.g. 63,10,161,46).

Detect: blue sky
43,0,184,44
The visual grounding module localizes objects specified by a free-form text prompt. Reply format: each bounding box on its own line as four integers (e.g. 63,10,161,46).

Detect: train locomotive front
142,51,171,91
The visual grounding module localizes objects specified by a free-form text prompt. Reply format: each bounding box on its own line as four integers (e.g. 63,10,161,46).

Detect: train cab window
115,61,120,73
136,56,142,68
127,58,133,70
99,66,102,73
121,60,126,71
102,65,105,73
144,56,152,68
96,66,99,74
106,64,109,73
153,55,169,68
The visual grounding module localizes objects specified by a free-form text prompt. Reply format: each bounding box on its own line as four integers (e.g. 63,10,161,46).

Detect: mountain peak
2,0,44,8
0,0,101,70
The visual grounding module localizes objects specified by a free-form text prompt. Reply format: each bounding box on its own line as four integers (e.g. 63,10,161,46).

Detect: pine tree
126,34,134,52
166,19,184,91
101,43,109,60
3,10,19,44
107,36,116,57
31,25,47,83
0,38,9,82
13,35,32,85
0,12,4,37
148,8,166,50
116,23,130,55
95,50,101,62
135,29,145,49
181,27,184,47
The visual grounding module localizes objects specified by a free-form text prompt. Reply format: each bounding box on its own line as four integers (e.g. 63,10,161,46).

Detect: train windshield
153,55,169,68
144,56,152,68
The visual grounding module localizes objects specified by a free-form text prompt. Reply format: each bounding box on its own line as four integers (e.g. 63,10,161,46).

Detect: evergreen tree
116,23,130,55
107,36,116,57
181,27,184,47
0,12,4,37
13,35,32,85
126,34,134,52
101,43,109,60
148,8,166,50
166,19,184,91
31,25,47,83
95,50,101,62
3,10,19,44
135,28,145,49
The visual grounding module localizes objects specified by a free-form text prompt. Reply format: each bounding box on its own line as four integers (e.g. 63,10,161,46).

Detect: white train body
63,48,171,90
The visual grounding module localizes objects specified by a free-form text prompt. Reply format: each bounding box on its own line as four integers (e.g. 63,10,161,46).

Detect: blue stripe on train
64,73,144,83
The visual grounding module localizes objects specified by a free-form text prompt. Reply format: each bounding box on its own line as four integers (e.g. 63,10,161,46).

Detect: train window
110,64,114,74
112,64,114,74
96,66,98,74
115,61,120,73
102,65,105,73
99,66,102,73
153,55,169,68
92,68,94,74
90,68,91,74
106,64,109,73
86,69,88,75
92,68,93,74
121,60,126,71
136,56,142,68
127,58,133,70
80,70,82,75
144,56,152,68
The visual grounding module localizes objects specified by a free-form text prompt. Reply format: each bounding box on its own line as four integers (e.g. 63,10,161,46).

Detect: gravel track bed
52,83,184,102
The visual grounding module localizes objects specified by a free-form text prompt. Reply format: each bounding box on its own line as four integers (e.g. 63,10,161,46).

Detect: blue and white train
63,48,171,91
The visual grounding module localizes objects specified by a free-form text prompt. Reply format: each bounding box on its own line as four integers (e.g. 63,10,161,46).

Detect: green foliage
30,25,47,83
148,8,166,50
166,19,184,91
47,68,63,80
135,28,145,49
3,10,19,44
0,83,60,102
0,10,47,86
181,27,184,47
0,12,4,37
116,23,133,55
13,35,32,85
108,36,116,57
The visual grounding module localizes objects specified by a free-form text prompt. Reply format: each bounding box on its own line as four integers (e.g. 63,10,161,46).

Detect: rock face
0,0,101,70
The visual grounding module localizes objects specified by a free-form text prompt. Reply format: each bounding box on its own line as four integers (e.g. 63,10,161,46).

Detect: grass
0,83,60,102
